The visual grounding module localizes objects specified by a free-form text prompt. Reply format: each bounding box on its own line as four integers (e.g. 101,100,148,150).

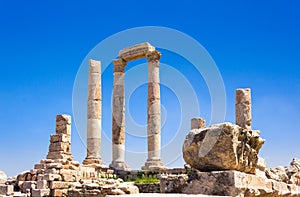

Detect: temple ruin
1,42,300,196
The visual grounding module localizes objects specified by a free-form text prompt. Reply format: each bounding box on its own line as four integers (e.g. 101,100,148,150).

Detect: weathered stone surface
160,170,277,196
118,42,155,61
49,142,70,153
266,158,300,186
191,118,206,129
0,184,13,195
46,151,72,160
49,181,70,189
56,114,71,126
50,134,70,143
84,59,102,165
236,88,252,129
21,181,36,193
43,173,62,181
119,182,140,194
183,122,265,174
31,188,50,197
0,171,7,184
143,52,164,170
36,180,48,189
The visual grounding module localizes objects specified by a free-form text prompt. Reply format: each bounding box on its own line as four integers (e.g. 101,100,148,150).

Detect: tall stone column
236,88,252,129
110,59,129,170
83,59,102,165
142,50,164,170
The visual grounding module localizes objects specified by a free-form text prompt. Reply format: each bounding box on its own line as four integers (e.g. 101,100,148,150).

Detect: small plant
133,177,159,184
186,169,195,175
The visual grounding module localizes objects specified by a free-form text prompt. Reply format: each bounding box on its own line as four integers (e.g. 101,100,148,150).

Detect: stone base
83,157,103,165
110,161,130,171
142,159,166,170
160,170,300,196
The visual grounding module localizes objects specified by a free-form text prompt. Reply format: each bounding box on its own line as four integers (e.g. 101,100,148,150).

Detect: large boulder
183,122,265,174
0,171,7,184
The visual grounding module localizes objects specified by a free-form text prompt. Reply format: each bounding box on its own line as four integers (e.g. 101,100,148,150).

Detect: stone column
83,59,102,165
142,50,164,170
236,88,252,129
110,59,129,170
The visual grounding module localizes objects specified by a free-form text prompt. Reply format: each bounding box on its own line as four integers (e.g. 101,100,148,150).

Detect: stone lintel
118,42,155,62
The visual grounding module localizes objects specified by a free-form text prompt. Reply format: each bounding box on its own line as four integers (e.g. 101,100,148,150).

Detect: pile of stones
0,114,138,197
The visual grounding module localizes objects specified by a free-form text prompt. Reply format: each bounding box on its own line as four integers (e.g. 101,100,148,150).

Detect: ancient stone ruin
111,43,164,170
1,42,300,197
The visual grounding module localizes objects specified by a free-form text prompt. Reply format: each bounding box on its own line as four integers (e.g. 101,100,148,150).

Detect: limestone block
49,181,70,189
31,188,50,197
183,122,265,174
191,118,206,129
22,181,36,192
108,188,126,195
36,180,48,189
56,124,71,135
160,171,274,196
60,169,77,182
45,162,63,169
49,142,70,153
272,180,290,196
34,164,45,170
0,184,13,195
50,189,68,196
56,114,71,126
46,151,72,160
0,171,7,184
118,182,139,194
45,168,58,174
43,173,62,181
50,134,70,143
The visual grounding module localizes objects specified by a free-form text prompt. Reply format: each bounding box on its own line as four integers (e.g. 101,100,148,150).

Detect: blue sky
0,0,300,176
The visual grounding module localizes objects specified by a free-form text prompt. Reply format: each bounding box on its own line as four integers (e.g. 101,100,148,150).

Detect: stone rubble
0,114,138,197
266,158,300,185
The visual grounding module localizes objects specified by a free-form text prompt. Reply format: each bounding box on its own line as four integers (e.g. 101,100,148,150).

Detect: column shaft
110,59,129,170
143,51,164,170
83,59,102,165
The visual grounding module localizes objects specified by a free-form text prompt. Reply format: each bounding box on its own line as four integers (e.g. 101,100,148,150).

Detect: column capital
113,59,127,72
146,50,161,62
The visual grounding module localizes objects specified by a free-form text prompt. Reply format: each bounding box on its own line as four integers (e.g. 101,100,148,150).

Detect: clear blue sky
0,0,300,176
